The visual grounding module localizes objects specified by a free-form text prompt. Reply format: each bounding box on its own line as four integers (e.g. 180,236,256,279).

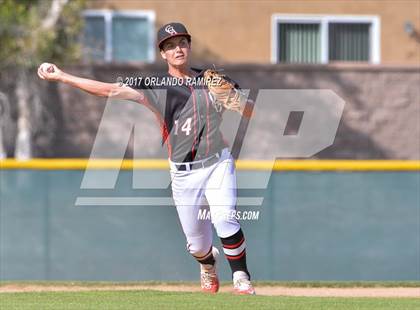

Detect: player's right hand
37,63,62,81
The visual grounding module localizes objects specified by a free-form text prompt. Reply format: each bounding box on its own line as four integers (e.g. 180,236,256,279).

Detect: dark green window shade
112,17,150,62
83,16,106,61
278,23,321,63
329,23,370,61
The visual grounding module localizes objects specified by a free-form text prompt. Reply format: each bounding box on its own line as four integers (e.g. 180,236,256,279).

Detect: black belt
175,151,222,171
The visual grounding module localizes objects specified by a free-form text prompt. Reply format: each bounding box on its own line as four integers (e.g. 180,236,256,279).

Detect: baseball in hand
41,63,55,73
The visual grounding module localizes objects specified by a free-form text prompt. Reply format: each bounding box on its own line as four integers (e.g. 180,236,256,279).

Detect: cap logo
165,25,177,35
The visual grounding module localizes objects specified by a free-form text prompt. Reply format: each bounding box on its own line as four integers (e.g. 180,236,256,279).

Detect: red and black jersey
134,68,229,163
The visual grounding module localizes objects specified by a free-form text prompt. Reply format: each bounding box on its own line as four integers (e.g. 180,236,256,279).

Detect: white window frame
271,14,380,64
83,10,156,63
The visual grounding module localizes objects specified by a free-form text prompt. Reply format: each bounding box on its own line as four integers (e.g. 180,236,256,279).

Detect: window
272,15,380,64
278,23,321,63
83,10,155,63
329,23,370,62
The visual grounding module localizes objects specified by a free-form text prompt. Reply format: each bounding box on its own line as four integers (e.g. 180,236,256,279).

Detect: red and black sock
220,228,250,279
194,246,215,266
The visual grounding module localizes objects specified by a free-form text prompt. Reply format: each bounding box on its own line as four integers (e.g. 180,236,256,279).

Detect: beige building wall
88,0,420,65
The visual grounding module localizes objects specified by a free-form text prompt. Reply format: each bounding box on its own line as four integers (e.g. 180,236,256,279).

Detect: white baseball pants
169,148,240,258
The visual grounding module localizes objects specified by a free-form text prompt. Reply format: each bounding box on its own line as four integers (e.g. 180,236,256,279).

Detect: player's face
160,36,191,67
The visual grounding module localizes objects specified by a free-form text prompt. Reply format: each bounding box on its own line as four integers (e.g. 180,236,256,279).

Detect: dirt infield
1,284,419,298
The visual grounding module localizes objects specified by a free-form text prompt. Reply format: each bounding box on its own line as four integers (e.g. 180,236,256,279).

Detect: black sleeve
132,76,160,106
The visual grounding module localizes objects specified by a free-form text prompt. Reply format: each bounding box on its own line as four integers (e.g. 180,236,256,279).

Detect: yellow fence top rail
0,159,419,171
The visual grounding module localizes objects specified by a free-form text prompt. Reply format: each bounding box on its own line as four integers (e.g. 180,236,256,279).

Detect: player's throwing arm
37,63,142,102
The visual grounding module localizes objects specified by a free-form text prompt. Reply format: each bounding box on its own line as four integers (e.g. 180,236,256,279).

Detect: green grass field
1,282,419,310
1,290,420,310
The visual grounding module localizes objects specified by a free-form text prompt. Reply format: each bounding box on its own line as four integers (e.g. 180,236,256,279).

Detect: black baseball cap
157,22,191,49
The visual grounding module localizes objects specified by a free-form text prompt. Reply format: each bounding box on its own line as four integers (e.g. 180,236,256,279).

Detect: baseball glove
204,69,247,115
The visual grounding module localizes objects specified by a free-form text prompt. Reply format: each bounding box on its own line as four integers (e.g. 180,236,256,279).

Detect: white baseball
41,63,54,73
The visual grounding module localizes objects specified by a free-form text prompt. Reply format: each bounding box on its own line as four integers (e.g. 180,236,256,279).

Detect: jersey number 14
174,117,192,136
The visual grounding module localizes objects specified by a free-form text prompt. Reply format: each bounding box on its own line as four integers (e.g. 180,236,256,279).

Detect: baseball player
37,22,255,295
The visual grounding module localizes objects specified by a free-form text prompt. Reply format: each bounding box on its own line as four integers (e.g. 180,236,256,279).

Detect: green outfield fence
0,159,419,281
